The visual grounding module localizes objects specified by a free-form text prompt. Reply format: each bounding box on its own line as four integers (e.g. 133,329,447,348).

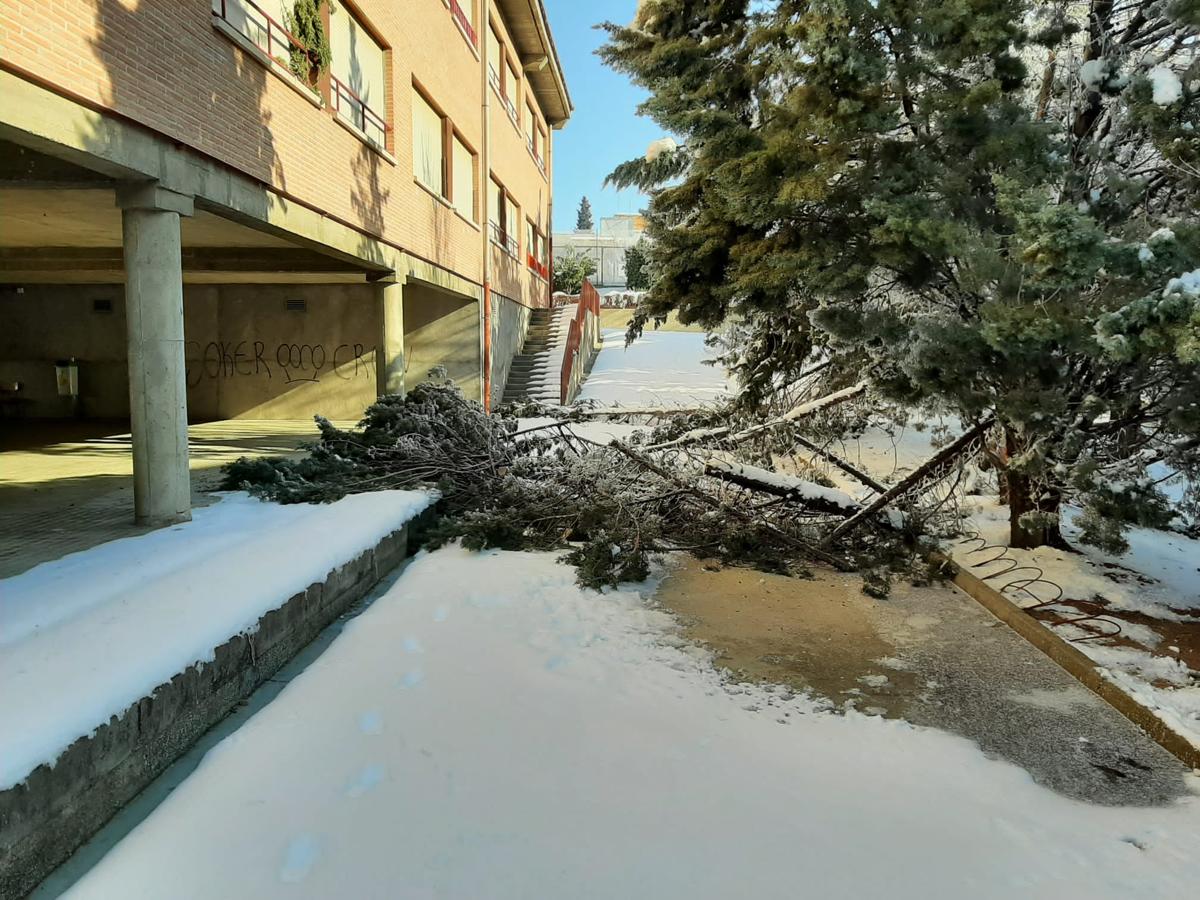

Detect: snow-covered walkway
0,490,433,791
575,329,732,408
63,548,1200,898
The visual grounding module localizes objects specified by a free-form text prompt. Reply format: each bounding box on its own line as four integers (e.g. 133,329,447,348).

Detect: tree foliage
284,0,332,88
601,0,1200,549
576,195,595,230
553,246,598,294
223,378,945,592
625,239,652,289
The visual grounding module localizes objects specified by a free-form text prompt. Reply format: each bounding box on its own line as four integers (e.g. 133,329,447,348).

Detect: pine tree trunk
1003,427,1068,550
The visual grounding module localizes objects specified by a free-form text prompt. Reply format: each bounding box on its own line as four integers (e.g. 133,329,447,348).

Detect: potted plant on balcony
284,0,331,92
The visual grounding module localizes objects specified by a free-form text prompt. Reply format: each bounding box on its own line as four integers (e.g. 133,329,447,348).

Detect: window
505,193,520,254
487,23,503,93
330,5,389,148
489,176,519,257
487,18,521,127
504,58,520,122
413,88,446,196
451,134,476,221
526,102,545,166
526,220,549,279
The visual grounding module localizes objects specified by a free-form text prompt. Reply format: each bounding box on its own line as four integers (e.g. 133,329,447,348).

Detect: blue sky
544,0,656,233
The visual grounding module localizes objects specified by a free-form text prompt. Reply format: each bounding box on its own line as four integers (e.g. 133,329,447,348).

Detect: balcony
448,0,477,47
490,222,518,258
211,0,318,103
527,253,549,280
331,75,389,151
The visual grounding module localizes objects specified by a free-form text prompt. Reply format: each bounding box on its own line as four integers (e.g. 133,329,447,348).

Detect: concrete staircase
501,305,573,404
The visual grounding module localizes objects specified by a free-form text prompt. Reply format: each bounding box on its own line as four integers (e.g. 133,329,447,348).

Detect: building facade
553,214,646,290
0,0,571,524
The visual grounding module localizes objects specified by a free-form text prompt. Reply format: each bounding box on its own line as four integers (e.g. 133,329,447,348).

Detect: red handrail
330,74,390,138
560,317,581,405
559,280,601,403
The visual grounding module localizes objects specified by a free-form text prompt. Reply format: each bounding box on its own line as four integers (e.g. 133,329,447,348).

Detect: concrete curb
942,555,1200,771
0,518,422,899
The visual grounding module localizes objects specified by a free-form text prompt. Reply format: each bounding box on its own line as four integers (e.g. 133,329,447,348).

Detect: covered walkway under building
0,419,350,578
0,72,486,552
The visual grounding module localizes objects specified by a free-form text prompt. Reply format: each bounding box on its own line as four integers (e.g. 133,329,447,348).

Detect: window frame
488,175,520,258
412,83,450,200
450,130,479,224
487,16,522,129
329,3,391,152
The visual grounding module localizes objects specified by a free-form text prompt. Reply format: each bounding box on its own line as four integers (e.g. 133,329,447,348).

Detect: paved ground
658,558,1193,806
0,419,341,577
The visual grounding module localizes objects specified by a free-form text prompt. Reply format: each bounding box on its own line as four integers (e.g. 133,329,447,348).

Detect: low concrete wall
0,520,420,899
489,292,532,409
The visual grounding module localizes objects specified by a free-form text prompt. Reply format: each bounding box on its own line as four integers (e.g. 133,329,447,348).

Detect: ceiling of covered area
0,140,373,283
0,189,294,248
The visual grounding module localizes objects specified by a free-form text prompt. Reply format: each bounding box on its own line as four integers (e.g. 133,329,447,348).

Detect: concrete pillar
377,275,406,397
116,183,194,525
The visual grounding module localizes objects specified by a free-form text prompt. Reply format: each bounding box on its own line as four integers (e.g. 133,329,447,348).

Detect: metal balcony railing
449,0,477,46
330,75,389,148
214,0,306,73
490,222,518,258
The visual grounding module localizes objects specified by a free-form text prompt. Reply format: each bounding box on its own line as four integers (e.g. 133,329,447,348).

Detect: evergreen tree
625,239,651,290
601,0,1199,549
576,196,595,231
553,247,598,294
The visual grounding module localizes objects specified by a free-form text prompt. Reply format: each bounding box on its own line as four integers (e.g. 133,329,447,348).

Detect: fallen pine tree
223,377,979,593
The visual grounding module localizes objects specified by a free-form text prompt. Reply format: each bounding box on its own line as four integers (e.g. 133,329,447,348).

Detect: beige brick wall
0,0,559,308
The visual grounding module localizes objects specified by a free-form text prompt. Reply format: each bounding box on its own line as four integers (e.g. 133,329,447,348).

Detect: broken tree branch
608,440,848,568
704,460,863,518
647,381,868,451
790,434,888,494
824,417,996,544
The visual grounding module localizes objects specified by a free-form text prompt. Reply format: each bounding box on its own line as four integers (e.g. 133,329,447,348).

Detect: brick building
0,0,571,524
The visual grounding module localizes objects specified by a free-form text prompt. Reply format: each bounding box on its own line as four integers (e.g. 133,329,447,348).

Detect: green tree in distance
625,239,651,290
554,247,598,295
576,196,594,231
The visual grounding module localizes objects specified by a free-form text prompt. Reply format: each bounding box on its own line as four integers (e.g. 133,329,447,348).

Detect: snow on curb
0,489,434,790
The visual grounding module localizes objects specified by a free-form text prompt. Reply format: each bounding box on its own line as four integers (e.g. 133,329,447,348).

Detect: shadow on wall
351,141,390,267
88,0,285,193
403,283,481,401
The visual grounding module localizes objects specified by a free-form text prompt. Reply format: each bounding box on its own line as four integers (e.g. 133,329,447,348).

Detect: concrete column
116,183,194,525
377,275,406,397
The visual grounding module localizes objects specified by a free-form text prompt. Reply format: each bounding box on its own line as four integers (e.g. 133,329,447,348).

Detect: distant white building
553,214,647,290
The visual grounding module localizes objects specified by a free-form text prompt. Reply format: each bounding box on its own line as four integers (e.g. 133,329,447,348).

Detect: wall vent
92,298,113,314
286,297,307,313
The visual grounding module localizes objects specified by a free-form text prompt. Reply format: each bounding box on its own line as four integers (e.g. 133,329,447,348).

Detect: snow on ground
0,490,433,791
64,547,1200,900
515,416,646,446
575,329,732,408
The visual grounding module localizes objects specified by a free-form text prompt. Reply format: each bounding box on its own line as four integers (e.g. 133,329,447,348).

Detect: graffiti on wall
185,340,377,387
